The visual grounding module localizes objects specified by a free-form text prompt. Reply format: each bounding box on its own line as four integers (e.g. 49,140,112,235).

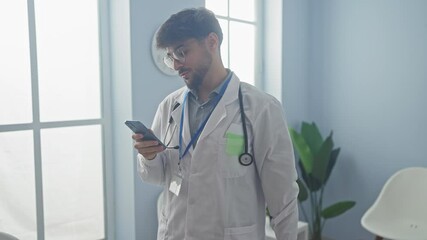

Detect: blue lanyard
178,76,232,161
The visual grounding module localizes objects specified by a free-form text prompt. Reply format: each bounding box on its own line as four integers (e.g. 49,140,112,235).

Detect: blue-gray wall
130,1,203,240
283,0,310,124
110,1,203,239
284,0,427,239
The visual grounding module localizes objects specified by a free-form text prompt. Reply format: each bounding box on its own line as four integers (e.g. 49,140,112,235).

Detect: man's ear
206,32,219,51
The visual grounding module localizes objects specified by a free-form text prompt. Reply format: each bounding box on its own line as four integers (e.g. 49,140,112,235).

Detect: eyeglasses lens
163,48,185,69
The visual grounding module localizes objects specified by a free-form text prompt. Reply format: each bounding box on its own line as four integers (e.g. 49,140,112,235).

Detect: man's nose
173,59,184,71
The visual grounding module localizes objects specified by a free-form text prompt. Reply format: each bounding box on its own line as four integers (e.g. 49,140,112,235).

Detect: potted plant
289,122,355,240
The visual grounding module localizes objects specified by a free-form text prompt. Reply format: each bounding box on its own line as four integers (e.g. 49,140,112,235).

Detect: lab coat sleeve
137,153,165,186
253,98,299,240
136,103,167,187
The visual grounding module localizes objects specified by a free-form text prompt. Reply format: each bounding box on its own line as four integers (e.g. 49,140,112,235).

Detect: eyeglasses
163,38,202,69
163,47,186,69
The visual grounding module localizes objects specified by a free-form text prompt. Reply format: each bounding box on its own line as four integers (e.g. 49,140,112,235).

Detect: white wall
284,0,427,239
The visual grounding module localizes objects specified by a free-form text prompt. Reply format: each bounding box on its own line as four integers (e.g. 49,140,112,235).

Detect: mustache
178,68,190,75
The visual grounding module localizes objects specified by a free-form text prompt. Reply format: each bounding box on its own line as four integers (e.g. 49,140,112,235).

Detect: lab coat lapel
198,75,240,141
170,98,182,129
170,90,193,157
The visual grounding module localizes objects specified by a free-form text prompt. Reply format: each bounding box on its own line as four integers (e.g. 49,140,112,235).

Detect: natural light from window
0,1,33,125
206,0,257,86
0,0,105,239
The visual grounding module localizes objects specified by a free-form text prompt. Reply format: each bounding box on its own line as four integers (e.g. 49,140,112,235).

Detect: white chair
361,167,427,240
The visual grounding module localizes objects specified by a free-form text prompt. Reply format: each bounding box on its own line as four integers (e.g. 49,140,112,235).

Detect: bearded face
179,44,213,92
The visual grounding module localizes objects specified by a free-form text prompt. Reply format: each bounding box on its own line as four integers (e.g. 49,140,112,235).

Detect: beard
182,49,212,91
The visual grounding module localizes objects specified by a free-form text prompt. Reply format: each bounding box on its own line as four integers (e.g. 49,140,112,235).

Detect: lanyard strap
179,76,232,161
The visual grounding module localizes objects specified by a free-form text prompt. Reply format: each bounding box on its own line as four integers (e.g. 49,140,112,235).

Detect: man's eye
177,50,186,58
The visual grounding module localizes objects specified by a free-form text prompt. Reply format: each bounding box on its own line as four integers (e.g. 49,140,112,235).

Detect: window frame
208,0,264,88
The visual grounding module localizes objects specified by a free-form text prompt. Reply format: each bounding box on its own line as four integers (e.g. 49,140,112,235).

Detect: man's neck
197,67,228,102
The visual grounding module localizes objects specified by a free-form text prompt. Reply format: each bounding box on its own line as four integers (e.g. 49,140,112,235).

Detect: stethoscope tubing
237,86,254,166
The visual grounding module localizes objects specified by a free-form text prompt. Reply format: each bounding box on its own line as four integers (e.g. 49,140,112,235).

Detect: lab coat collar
199,73,240,142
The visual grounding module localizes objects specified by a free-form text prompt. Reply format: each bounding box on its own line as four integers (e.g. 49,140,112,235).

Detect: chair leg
375,236,383,240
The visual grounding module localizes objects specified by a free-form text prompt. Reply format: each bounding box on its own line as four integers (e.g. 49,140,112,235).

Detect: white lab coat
138,73,299,240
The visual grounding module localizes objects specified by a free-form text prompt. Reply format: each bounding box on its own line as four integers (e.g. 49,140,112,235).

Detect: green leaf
298,161,322,192
312,132,334,183
296,178,308,202
290,128,314,173
324,148,340,184
301,122,323,155
321,201,356,219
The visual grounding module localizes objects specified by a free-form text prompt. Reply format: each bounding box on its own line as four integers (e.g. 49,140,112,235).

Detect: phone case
125,120,166,147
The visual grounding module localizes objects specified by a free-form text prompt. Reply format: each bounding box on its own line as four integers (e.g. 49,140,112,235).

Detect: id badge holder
169,169,183,196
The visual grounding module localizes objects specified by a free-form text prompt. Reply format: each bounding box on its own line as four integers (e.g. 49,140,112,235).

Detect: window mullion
27,0,45,239
97,0,114,238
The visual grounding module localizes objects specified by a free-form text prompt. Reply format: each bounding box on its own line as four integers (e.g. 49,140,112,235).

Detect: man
133,7,299,240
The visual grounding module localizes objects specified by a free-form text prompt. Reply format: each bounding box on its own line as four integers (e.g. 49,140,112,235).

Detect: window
0,0,108,239
206,0,261,86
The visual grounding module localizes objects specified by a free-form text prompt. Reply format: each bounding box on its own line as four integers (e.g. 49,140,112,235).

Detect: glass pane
41,125,104,240
0,131,37,240
35,0,101,122
0,0,33,124
230,0,255,22
230,22,255,85
218,19,229,68
206,0,228,17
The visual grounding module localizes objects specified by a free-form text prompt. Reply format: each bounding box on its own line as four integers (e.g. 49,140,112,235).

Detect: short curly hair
156,7,223,49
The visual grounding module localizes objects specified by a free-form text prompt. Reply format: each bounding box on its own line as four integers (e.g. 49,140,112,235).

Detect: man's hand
132,131,165,160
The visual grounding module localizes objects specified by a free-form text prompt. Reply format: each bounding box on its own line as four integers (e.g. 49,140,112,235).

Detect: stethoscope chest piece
239,153,253,166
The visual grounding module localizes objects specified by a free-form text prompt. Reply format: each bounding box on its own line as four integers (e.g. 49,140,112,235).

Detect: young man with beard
132,7,299,240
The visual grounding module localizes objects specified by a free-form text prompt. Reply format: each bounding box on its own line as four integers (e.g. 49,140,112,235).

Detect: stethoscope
163,83,254,166
237,86,253,166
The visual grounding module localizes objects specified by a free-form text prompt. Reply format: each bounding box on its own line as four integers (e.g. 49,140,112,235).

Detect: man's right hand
132,132,165,160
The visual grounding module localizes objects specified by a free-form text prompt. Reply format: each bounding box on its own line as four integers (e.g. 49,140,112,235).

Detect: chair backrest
361,167,427,239
374,167,427,219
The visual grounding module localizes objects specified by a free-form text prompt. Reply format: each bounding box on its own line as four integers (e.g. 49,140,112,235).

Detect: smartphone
125,120,166,148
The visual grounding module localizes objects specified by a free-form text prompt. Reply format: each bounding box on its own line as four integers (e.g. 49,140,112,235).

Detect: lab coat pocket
219,123,247,178
224,224,257,240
